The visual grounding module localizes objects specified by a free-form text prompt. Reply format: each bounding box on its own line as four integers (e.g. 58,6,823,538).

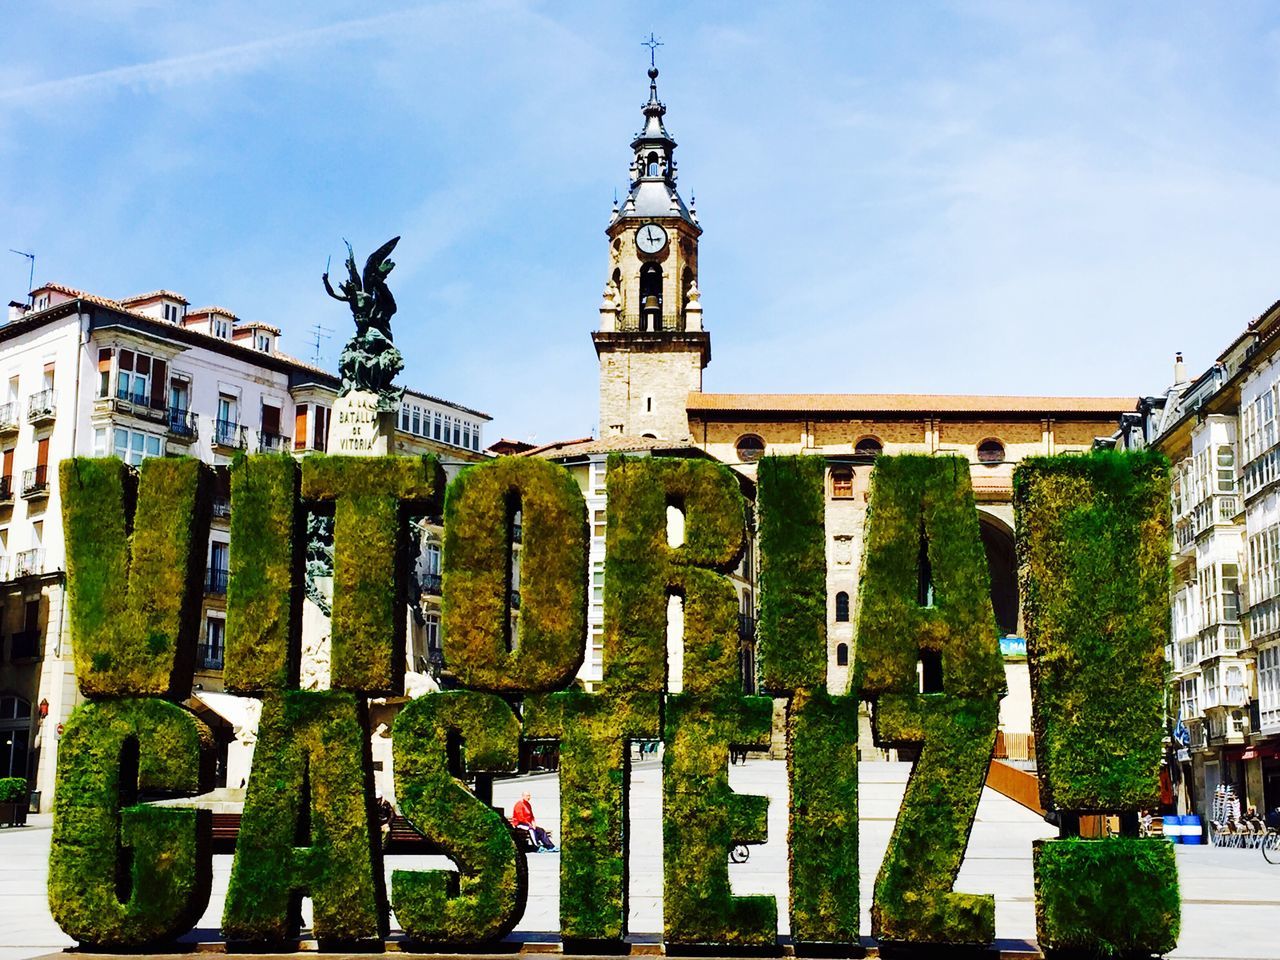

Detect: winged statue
322,236,405,406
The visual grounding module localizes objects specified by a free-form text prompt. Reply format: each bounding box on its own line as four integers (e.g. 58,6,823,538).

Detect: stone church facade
591,66,1136,742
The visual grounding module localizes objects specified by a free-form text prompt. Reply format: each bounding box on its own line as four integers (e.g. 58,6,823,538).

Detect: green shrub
390,690,524,945
225,454,301,692
1034,838,1179,957
603,454,746,697
1014,451,1170,812
854,455,1003,947
442,456,588,692
870,693,998,946
756,456,828,694
48,698,213,948
0,776,26,803
523,689,661,945
854,455,1004,700
61,457,212,699
301,455,444,695
663,693,775,948
222,691,385,944
786,688,860,948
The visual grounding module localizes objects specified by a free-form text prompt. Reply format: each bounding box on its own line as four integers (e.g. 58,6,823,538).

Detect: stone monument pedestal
328,390,395,455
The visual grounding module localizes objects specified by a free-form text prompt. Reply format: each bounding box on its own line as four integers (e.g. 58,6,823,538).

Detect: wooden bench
211,810,530,856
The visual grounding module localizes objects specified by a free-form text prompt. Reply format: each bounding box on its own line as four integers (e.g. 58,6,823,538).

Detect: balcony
205,567,229,597
738,613,756,642
420,571,442,595
14,549,43,578
258,432,290,453
8,630,39,660
1199,623,1244,661
510,589,521,610
0,403,18,436
26,389,55,424
196,643,224,671
212,420,245,449
111,387,167,423
167,409,198,442
0,477,13,506
1189,494,1239,540
20,467,48,499
211,497,231,521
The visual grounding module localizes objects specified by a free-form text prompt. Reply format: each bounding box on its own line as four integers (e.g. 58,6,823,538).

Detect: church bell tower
594,64,708,442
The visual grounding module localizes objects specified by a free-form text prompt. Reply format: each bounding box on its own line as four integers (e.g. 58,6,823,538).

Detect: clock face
635,223,668,254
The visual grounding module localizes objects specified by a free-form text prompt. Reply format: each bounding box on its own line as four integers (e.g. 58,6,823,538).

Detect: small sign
55,722,64,738
999,636,1027,657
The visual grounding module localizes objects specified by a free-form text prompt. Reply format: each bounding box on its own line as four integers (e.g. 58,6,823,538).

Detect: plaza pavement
1,759,1277,960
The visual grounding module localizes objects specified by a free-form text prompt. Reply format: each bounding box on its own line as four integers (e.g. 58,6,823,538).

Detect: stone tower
593,65,708,442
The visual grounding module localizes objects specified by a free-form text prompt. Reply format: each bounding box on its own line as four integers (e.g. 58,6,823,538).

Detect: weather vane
642,32,663,68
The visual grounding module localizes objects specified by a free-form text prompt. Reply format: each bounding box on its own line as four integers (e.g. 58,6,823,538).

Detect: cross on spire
642,32,663,68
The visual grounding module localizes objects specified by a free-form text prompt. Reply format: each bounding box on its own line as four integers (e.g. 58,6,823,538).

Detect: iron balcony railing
168,408,198,440
26,389,55,422
9,630,39,660
205,567,229,596
0,477,13,503
14,549,43,578
213,420,245,448
258,432,290,453
420,572,442,595
0,402,19,432
211,497,231,520
738,613,756,642
197,642,224,671
20,467,48,498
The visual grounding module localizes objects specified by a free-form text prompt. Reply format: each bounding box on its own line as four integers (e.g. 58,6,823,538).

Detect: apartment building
0,282,490,809
1116,311,1280,826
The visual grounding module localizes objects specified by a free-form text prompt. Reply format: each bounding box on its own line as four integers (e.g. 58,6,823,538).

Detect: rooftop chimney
6,301,29,324
1174,351,1186,384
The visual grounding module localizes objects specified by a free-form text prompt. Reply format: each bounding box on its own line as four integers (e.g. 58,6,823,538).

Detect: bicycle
1263,830,1280,865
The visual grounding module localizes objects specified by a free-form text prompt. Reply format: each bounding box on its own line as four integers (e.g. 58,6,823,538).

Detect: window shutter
36,437,48,468
118,350,133,372
262,403,280,436
295,407,308,450
150,359,167,409
97,349,112,372
2,449,12,480
314,406,328,450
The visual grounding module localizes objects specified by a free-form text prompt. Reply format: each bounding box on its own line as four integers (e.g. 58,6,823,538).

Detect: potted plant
0,777,28,826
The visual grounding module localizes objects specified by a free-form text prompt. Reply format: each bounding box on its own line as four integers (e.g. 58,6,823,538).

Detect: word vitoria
48,451,1179,955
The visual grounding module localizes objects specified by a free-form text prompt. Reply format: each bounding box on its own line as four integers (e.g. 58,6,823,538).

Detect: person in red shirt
511,790,556,851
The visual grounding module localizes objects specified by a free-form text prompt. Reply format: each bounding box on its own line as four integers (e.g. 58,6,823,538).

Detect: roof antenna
308,321,334,367
9,249,34,304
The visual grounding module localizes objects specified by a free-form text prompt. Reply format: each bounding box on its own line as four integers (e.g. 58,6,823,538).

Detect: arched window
977,439,1005,465
0,694,31,780
735,434,765,463
835,591,850,622
830,467,854,499
836,643,849,667
647,152,661,176
639,263,663,332
855,437,883,457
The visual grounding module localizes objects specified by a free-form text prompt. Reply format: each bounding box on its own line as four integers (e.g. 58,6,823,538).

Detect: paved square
2,760,1276,959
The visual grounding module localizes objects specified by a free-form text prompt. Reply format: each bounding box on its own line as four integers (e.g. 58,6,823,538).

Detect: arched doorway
978,513,1019,637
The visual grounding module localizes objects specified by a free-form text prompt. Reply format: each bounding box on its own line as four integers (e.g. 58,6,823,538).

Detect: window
401,406,410,431
423,541,441,577
977,439,1005,464
412,408,421,435
295,406,309,451
201,617,225,670
256,334,271,352
463,423,471,449
589,461,606,495
314,405,330,450
453,420,461,446
836,643,849,667
162,303,181,323
443,416,452,445
97,349,112,397
592,563,605,605
424,612,441,652
169,379,189,415
1217,445,1235,492
855,437,883,457
434,413,442,440
213,318,230,339
639,263,663,331
113,428,162,464
0,694,30,779
1180,675,1199,719
1259,645,1280,729
592,509,607,541
645,396,654,413
735,434,766,463
835,591,850,622
830,467,854,498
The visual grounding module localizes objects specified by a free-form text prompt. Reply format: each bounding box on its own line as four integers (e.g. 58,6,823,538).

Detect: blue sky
3,2,1280,443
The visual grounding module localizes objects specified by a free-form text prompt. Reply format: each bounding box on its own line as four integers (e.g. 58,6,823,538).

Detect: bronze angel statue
323,236,405,407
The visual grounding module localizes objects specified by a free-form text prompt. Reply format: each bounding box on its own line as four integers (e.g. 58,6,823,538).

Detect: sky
2,2,1280,443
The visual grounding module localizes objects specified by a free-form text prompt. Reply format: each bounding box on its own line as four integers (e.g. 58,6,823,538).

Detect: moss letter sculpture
301,454,443,695
62,457,212,698
390,690,525,945
49,698,213,948
223,691,385,943
442,456,588,692
854,455,1002,947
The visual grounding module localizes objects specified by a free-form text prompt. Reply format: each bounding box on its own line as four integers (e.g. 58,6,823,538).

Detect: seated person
511,790,556,851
